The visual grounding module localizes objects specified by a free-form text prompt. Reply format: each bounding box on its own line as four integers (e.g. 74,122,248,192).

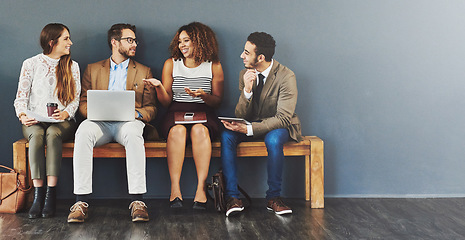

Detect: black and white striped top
172,58,212,103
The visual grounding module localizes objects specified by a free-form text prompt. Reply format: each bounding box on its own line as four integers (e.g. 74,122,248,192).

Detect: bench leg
13,139,33,206
13,140,28,177
305,155,310,201
310,137,324,208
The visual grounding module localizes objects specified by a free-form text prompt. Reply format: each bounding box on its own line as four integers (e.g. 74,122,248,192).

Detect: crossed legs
167,124,211,202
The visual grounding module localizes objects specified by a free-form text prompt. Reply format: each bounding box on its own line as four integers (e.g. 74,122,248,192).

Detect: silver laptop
87,90,135,121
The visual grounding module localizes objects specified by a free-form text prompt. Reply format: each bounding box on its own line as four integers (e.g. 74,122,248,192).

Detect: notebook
87,90,135,121
26,110,63,123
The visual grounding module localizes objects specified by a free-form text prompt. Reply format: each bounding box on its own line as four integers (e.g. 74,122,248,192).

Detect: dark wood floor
1,198,465,239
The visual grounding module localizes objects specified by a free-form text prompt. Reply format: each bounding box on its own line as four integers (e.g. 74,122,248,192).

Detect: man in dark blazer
221,32,302,217
67,24,157,223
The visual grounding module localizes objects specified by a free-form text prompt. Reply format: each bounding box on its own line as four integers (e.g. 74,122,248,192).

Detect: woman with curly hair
144,22,224,210
14,23,81,218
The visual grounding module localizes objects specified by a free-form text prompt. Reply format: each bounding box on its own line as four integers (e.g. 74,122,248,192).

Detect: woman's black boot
28,187,45,219
42,186,56,218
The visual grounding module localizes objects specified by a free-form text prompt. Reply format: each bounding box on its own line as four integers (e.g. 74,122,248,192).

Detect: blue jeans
221,128,290,200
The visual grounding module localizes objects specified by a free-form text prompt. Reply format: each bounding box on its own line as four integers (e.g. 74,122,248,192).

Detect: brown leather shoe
67,201,89,223
129,200,149,222
267,197,292,215
225,197,244,217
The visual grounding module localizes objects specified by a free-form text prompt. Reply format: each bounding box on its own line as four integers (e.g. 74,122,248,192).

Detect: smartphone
184,112,194,120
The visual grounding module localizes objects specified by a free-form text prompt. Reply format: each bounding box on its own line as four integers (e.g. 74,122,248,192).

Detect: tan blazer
235,60,302,142
79,58,157,123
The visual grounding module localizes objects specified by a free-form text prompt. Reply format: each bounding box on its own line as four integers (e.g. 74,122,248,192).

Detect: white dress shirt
244,59,274,136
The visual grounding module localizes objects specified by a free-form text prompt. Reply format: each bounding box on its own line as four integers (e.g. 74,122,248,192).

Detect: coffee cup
46,103,58,117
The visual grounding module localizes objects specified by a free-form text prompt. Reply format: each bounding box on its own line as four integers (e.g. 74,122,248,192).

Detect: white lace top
14,53,81,119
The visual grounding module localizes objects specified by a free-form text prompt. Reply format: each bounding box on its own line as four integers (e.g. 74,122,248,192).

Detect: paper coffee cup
46,103,58,117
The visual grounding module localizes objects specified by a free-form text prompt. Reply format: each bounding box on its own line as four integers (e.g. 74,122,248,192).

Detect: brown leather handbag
208,169,227,212
0,165,31,213
207,169,251,212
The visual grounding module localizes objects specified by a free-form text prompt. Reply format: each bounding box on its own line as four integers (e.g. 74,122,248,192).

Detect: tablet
218,116,251,125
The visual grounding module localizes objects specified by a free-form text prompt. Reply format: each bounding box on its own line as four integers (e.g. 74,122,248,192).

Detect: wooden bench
13,136,324,208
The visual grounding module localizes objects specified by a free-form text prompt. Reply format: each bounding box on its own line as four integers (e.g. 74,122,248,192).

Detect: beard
244,56,259,69
119,46,136,58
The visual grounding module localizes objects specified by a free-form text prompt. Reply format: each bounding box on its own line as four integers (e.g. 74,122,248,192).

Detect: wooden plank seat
13,136,324,208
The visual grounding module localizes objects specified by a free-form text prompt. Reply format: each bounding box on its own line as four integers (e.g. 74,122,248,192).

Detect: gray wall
1,0,465,199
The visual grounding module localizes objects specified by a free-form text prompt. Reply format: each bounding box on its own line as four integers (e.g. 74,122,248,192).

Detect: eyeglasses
118,37,138,45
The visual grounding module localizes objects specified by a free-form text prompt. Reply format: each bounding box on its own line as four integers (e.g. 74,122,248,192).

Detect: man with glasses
67,23,157,223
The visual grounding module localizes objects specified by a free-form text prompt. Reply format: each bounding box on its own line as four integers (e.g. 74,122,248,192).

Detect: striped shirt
172,58,212,103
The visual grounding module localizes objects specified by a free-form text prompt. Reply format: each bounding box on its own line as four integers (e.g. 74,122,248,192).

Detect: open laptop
87,90,135,121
